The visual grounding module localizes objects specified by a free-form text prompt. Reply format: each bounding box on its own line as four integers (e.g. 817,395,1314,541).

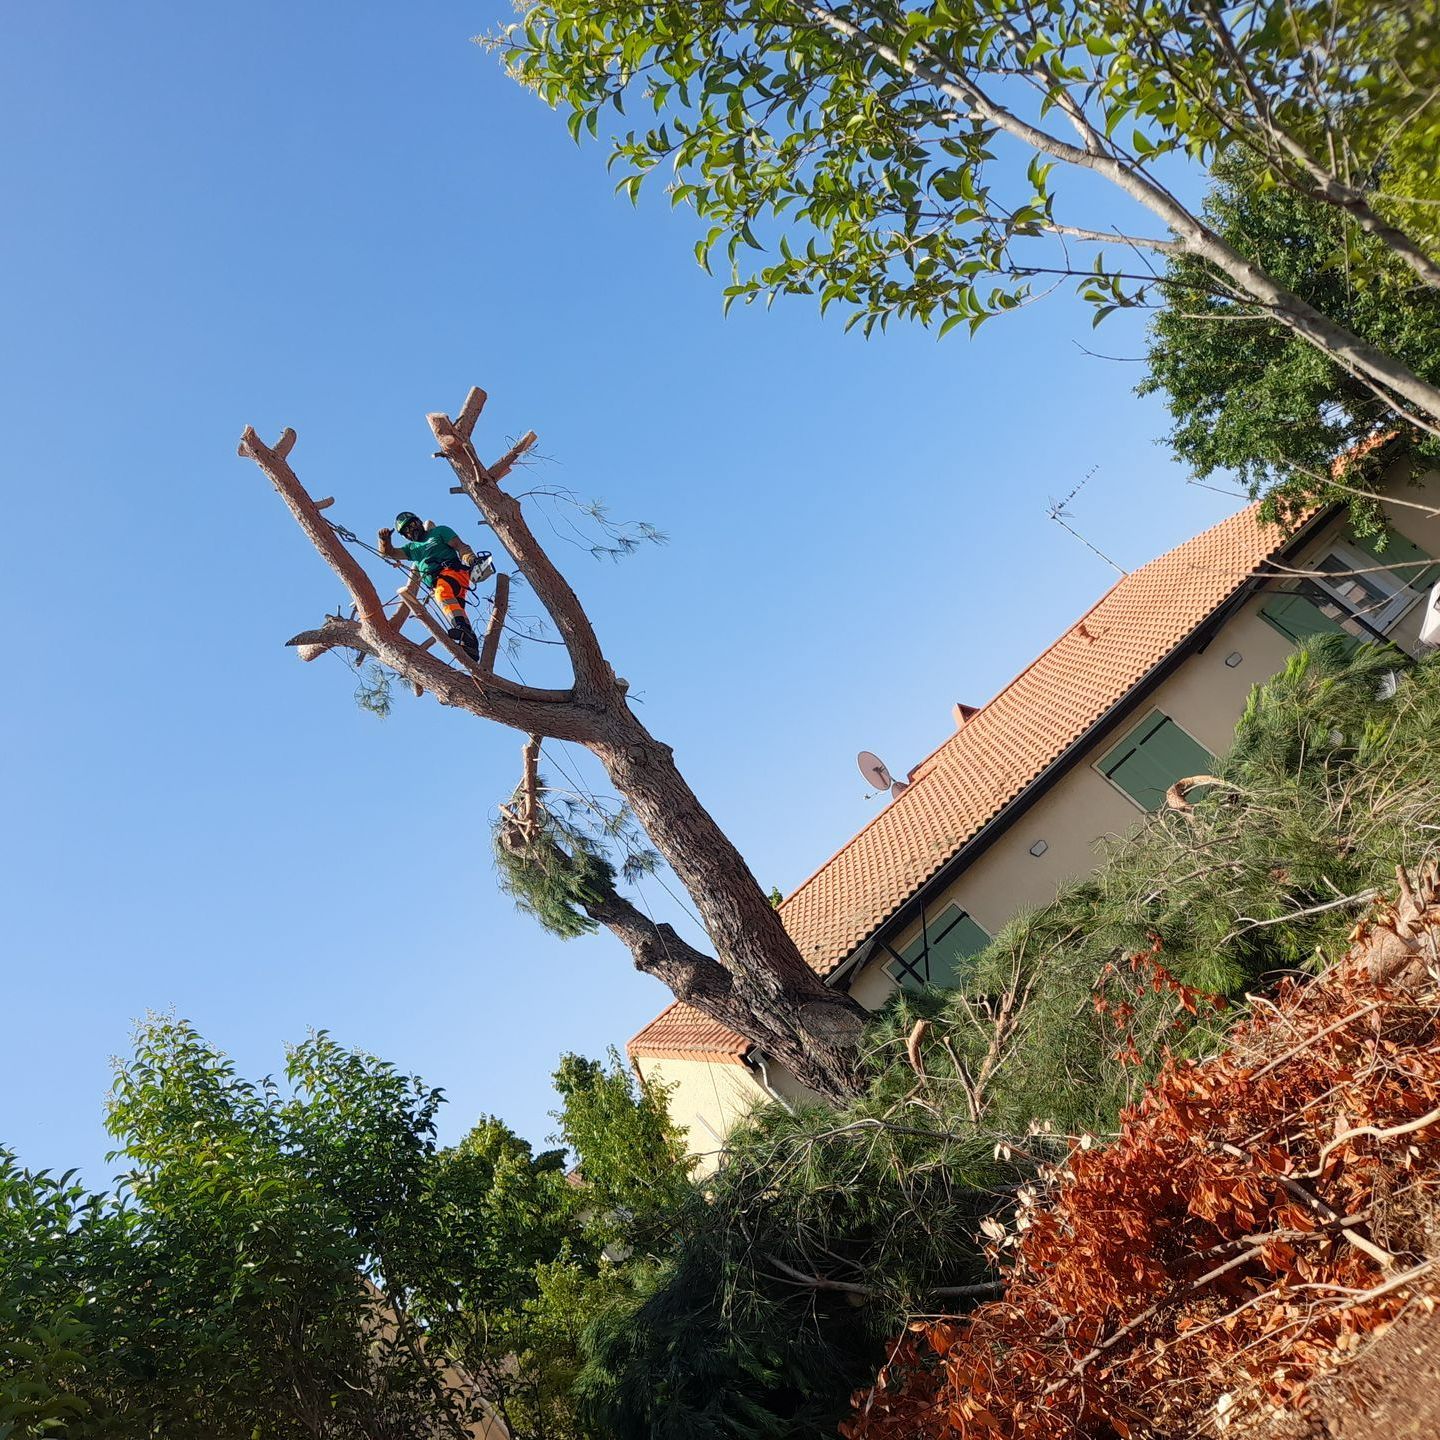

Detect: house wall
848,591,1304,1006
632,1053,771,1175
850,472,1440,1009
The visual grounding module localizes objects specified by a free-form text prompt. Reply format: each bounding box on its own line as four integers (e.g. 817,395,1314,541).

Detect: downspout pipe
748,1051,796,1113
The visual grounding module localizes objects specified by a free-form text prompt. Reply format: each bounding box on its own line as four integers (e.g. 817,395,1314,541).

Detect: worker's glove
377,527,392,547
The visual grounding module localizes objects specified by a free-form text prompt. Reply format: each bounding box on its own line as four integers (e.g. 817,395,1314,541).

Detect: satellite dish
858,752,910,799
857,751,893,789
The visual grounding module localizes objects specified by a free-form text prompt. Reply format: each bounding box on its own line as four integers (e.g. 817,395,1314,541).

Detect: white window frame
1311,540,1420,634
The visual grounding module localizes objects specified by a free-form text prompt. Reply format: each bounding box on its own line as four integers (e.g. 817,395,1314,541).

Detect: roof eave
826,501,1342,984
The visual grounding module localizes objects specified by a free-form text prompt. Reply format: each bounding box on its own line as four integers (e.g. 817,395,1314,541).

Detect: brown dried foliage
844,900,1440,1439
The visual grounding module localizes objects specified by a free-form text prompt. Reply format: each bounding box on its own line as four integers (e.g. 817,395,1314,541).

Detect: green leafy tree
415,1117,596,1440
1141,147,1440,507
0,1155,102,1438
498,0,1440,425
0,1019,597,1439
551,1050,694,1255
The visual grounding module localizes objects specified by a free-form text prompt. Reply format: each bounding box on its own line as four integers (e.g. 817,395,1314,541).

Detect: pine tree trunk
590,707,866,1101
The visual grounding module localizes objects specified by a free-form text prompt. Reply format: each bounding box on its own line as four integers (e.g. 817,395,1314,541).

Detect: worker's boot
449,619,480,663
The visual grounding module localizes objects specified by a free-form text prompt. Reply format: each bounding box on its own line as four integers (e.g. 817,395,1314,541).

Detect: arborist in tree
377,511,488,662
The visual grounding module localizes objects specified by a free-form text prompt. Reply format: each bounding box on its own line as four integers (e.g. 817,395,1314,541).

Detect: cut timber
314,496,335,511
487,431,538,484
455,386,488,439
480,572,511,674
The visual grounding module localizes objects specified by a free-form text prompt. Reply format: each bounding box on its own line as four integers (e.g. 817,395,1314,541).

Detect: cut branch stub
455,386,488,440
488,431,539,484
480,571,511,674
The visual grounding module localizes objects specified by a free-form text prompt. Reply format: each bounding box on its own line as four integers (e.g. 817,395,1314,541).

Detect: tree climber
377,511,484,662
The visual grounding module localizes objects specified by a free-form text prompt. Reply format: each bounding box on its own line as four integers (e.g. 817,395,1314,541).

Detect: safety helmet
394,511,422,533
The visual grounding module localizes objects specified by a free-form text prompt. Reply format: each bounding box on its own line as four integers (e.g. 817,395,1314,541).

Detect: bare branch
489,430,539,484
521,733,541,838
396,584,573,707
1043,223,1185,255
239,426,387,625
428,402,613,696
481,571,511,674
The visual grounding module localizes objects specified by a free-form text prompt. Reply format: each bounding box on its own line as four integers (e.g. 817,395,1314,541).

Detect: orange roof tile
628,1001,751,1063
774,501,1318,975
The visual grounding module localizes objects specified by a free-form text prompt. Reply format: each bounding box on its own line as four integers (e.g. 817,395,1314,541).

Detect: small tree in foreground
238,388,865,1101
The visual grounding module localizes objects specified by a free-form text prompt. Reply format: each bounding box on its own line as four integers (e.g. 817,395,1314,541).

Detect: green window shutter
888,906,992,992
1099,713,1215,811
927,911,991,989
1259,593,1354,646
1348,525,1440,593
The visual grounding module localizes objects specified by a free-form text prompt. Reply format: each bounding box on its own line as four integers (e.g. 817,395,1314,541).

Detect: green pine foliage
491,805,619,940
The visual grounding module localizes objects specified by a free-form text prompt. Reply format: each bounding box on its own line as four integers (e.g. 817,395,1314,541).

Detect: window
1097,711,1214,811
1259,591,1363,649
885,903,991,992
1311,541,1417,632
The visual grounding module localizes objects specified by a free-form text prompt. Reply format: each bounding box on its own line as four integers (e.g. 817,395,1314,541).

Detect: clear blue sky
0,2,1240,1182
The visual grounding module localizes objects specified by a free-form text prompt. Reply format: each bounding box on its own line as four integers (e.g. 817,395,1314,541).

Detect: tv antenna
858,751,910,801
1046,466,1127,577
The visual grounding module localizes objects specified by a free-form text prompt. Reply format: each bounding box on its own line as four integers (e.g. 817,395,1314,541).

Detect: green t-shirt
400,524,464,585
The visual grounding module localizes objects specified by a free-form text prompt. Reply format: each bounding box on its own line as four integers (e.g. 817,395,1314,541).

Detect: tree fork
240,391,866,1102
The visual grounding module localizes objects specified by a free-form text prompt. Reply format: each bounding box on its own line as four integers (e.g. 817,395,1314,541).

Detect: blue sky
0,2,1241,1182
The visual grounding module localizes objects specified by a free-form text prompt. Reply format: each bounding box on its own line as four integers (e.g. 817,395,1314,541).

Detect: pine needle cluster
491,804,618,940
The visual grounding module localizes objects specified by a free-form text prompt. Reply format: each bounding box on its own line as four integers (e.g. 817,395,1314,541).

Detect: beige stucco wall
663,468,1440,1147
851,473,1440,1011
633,1054,771,1175
848,594,1303,1007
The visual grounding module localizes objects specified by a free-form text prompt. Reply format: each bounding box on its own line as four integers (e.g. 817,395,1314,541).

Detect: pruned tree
237,387,865,1102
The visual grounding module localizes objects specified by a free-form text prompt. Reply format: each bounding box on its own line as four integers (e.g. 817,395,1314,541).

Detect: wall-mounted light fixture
1224,651,1243,668
1029,839,1049,857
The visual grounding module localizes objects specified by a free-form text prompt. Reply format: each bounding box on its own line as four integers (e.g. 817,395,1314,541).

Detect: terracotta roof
628,500,1320,1061
775,501,1316,976
628,1001,750,1064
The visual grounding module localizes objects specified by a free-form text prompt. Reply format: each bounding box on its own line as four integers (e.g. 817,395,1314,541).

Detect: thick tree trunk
589,709,866,1100
498,813,863,1101
581,885,862,1101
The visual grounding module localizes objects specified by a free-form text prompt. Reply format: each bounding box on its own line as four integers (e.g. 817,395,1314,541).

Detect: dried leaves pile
845,889,1440,1439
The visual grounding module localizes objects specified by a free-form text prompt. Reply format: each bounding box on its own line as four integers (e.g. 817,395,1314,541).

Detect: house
628,464,1440,1169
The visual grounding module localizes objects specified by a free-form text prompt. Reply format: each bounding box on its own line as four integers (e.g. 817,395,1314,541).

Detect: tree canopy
0,1019,596,1439
1140,146,1440,505
498,0,1440,423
